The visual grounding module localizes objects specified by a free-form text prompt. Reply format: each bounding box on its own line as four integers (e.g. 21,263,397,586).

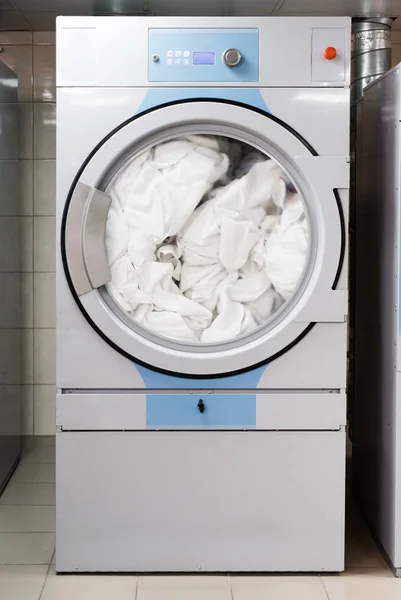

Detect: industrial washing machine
56,16,350,573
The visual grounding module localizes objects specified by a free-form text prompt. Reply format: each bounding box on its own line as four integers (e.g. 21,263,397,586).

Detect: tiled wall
0,31,56,436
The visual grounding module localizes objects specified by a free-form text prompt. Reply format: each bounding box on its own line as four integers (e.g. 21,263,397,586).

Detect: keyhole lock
197,399,206,413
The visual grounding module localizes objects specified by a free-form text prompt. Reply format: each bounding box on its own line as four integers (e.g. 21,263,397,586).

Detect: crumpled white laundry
264,193,308,299
106,135,230,268
104,135,308,343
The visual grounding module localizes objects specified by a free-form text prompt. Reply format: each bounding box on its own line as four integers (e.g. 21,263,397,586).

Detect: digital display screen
192,51,215,66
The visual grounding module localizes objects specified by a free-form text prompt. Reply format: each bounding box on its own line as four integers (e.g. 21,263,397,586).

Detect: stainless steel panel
65,182,111,296
82,186,111,291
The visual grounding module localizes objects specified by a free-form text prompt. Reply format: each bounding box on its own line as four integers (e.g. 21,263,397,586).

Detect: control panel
148,28,259,82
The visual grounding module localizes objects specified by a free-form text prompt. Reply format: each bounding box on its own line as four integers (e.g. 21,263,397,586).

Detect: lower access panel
56,430,346,572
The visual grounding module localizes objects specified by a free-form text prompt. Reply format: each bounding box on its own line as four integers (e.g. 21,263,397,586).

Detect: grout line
228,574,235,600
0,532,55,535
319,576,331,600
134,574,139,600
38,548,55,600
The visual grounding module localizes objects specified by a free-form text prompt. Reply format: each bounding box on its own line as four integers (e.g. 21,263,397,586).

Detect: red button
324,46,337,60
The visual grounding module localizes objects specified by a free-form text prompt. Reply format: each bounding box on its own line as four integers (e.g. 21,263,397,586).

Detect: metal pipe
351,17,392,105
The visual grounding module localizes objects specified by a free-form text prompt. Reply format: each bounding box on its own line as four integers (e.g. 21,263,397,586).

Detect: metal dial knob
223,48,241,67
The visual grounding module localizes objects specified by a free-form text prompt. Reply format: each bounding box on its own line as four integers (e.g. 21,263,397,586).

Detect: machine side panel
56,430,345,572
353,66,401,569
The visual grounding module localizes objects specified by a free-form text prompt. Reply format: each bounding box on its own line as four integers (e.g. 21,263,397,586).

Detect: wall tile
20,160,33,216
21,385,33,435
34,385,55,435
19,103,33,159
0,32,32,45
33,32,55,45
24,12,58,32
33,216,55,272
0,274,19,328
20,273,33,329
33,329,55,385
0,104,19,158
33,160,55,216
34,273,55,328
33,44,55,102
19,216,33,272
0,330,20,384
33,103,56,159
0,532,55,564
20,329,33,385
0,217,19,272
0,160,19,216
0,45,32,102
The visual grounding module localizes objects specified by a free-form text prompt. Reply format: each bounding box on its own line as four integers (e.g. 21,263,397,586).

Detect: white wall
0,31,56,435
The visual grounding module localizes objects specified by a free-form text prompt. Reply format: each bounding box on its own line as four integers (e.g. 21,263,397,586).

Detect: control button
166,58,173,65
175,50,182,57
167,50,174,57
183,50,190,57
222,48,241,67
183,59,190,66
324,46,337,60
175,58,181,65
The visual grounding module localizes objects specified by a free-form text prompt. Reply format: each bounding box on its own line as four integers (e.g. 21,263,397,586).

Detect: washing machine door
62,99,348,377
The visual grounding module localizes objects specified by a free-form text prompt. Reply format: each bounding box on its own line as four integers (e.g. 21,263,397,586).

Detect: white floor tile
0,565,48,600
0,532,54,564
0,483,55,505
20,444,55,464
231,575,328,600
41,566,137,600
12,462,55,483
0,505,55,532
137,575,232,600
322,568,401,599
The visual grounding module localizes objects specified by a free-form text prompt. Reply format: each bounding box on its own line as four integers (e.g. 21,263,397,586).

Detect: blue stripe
135,363,267,389
132,87,270,387
146,393,256,428
137,87,269,113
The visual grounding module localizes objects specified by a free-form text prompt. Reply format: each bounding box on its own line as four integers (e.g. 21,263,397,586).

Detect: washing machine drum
62,100,346,376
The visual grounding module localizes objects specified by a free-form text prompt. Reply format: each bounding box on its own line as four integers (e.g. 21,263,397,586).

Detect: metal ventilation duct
351,17,392,105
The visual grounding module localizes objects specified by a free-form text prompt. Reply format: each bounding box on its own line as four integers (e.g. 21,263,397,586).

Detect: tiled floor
0,437,399,599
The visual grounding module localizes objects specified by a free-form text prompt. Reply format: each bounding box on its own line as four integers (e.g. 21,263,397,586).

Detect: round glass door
102,133,309,346
63,100,342,376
